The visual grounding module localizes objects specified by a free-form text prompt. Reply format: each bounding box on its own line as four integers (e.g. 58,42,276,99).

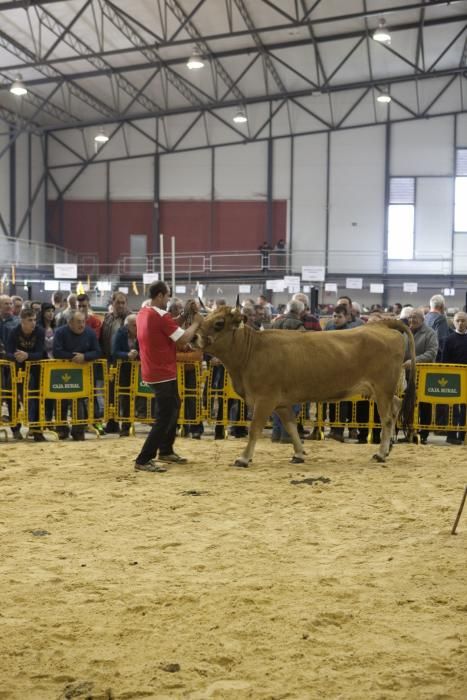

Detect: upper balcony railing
0,236,77,269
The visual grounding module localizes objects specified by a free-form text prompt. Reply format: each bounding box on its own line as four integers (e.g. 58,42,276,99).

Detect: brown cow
194,306,416,467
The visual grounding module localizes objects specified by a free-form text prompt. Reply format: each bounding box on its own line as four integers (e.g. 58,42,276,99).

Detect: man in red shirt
135,281,203,472
77,294,102,338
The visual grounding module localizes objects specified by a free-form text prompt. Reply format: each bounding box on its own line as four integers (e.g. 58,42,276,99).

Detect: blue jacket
6,325,45,362
53,325,101,361
0,314,20,345
112,326,139,361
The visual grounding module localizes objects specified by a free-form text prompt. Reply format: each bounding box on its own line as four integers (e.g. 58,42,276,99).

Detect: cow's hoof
372,453,386,463
291,456,305,464
233,459,249,468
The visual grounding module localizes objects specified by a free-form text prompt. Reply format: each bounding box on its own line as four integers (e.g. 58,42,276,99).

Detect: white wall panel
391,116,454,175
292,132,327,261
0,133,10,235
328,126,385,273
111,157,153,199
415,178,453,259
457,113,467,147
160,150,210,198
215,142,266,199
453,234,467,274
61,163,106,199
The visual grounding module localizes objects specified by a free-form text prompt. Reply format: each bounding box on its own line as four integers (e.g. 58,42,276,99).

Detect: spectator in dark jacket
425,294,450,360
112,314,139,437
6,309,45,441
53,310,101,440
0,295,20,345
441,311,467,444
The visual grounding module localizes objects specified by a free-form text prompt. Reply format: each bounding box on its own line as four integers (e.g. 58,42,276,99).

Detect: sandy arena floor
0,431,466,700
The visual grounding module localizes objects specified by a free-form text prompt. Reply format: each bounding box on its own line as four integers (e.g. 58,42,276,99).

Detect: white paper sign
266,279,286,292
443,288,455,296
44,280,59,291
346,278,363,290
175,285,186,294
288,283,300,293
303,285,311,293
403,282,418,293
239,284,251,294
370,284,384,294
118,287,129,294
283,275,301,286
324,283,338,293
96,280,112,292
54,263,77,280
59,281,71,292
302,266,325,282
142,272,159,285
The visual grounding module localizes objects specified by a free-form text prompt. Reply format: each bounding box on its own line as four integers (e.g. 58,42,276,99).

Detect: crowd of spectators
0,288,466,447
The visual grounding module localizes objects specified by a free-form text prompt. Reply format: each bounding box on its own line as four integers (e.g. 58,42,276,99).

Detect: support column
266,137,273,246
106,161,111,265
9,125,16,237
382,121,391,308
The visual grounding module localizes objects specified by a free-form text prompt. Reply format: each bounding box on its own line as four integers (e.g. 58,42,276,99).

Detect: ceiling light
377,90,391,104
186,49,204,70
373,19,391,44
233,109,248,124
10,74,27,96
94,129,109,143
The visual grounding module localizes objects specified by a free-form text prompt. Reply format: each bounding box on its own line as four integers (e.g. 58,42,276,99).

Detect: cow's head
193,305,243,350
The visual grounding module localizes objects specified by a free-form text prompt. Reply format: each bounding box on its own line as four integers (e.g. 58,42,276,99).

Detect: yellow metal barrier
0,359,17,432
412,363,467,437
112,360,206,426
22,359,109,430
8,360,467,443
205,364,248,427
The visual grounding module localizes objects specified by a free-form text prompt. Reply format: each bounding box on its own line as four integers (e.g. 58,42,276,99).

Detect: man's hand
128,349,139,360
72,352,85,364
402,359,412,369
14,350,28,362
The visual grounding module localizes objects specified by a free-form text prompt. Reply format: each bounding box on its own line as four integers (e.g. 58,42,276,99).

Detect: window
455,150,467,232
388,177,415,259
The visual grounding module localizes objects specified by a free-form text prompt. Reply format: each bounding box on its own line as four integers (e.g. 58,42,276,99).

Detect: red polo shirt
136,306,184,383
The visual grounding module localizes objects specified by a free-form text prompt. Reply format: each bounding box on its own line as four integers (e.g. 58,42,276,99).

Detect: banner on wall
370,284,384,294
403,282,418,293
54,263,77,280
324,283,338,293
302,266,325,282
346,278,363,290
142,273,159,285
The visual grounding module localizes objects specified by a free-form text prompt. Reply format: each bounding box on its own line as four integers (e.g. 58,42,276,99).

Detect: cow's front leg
275,405,306,464
233,400,272,468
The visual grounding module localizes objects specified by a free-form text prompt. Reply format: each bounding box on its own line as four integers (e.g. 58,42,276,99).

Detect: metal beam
1,12,465,77
45,104,467,167
45,64,467,132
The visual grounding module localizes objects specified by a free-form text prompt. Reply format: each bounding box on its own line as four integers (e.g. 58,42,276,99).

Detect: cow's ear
214,318,225,331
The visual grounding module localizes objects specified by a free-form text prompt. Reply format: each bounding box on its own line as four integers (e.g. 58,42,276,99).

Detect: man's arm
175,314,204,347
83,328,102,361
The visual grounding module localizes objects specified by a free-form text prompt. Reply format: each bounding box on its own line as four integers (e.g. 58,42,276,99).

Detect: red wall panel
47,199,287,263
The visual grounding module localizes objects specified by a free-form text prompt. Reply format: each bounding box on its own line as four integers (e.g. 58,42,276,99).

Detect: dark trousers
135,380,180,464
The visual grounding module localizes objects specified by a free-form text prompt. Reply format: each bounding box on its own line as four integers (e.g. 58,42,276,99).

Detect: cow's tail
382,319,416,431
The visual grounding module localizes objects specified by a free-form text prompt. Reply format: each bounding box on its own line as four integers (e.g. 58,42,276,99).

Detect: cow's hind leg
233,399,272,468
275,405,306,464
373,393,401,463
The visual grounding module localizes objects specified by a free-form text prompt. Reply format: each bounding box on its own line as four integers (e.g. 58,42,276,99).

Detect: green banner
49,368,84,394
137,367,152,394
424,373,461,398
